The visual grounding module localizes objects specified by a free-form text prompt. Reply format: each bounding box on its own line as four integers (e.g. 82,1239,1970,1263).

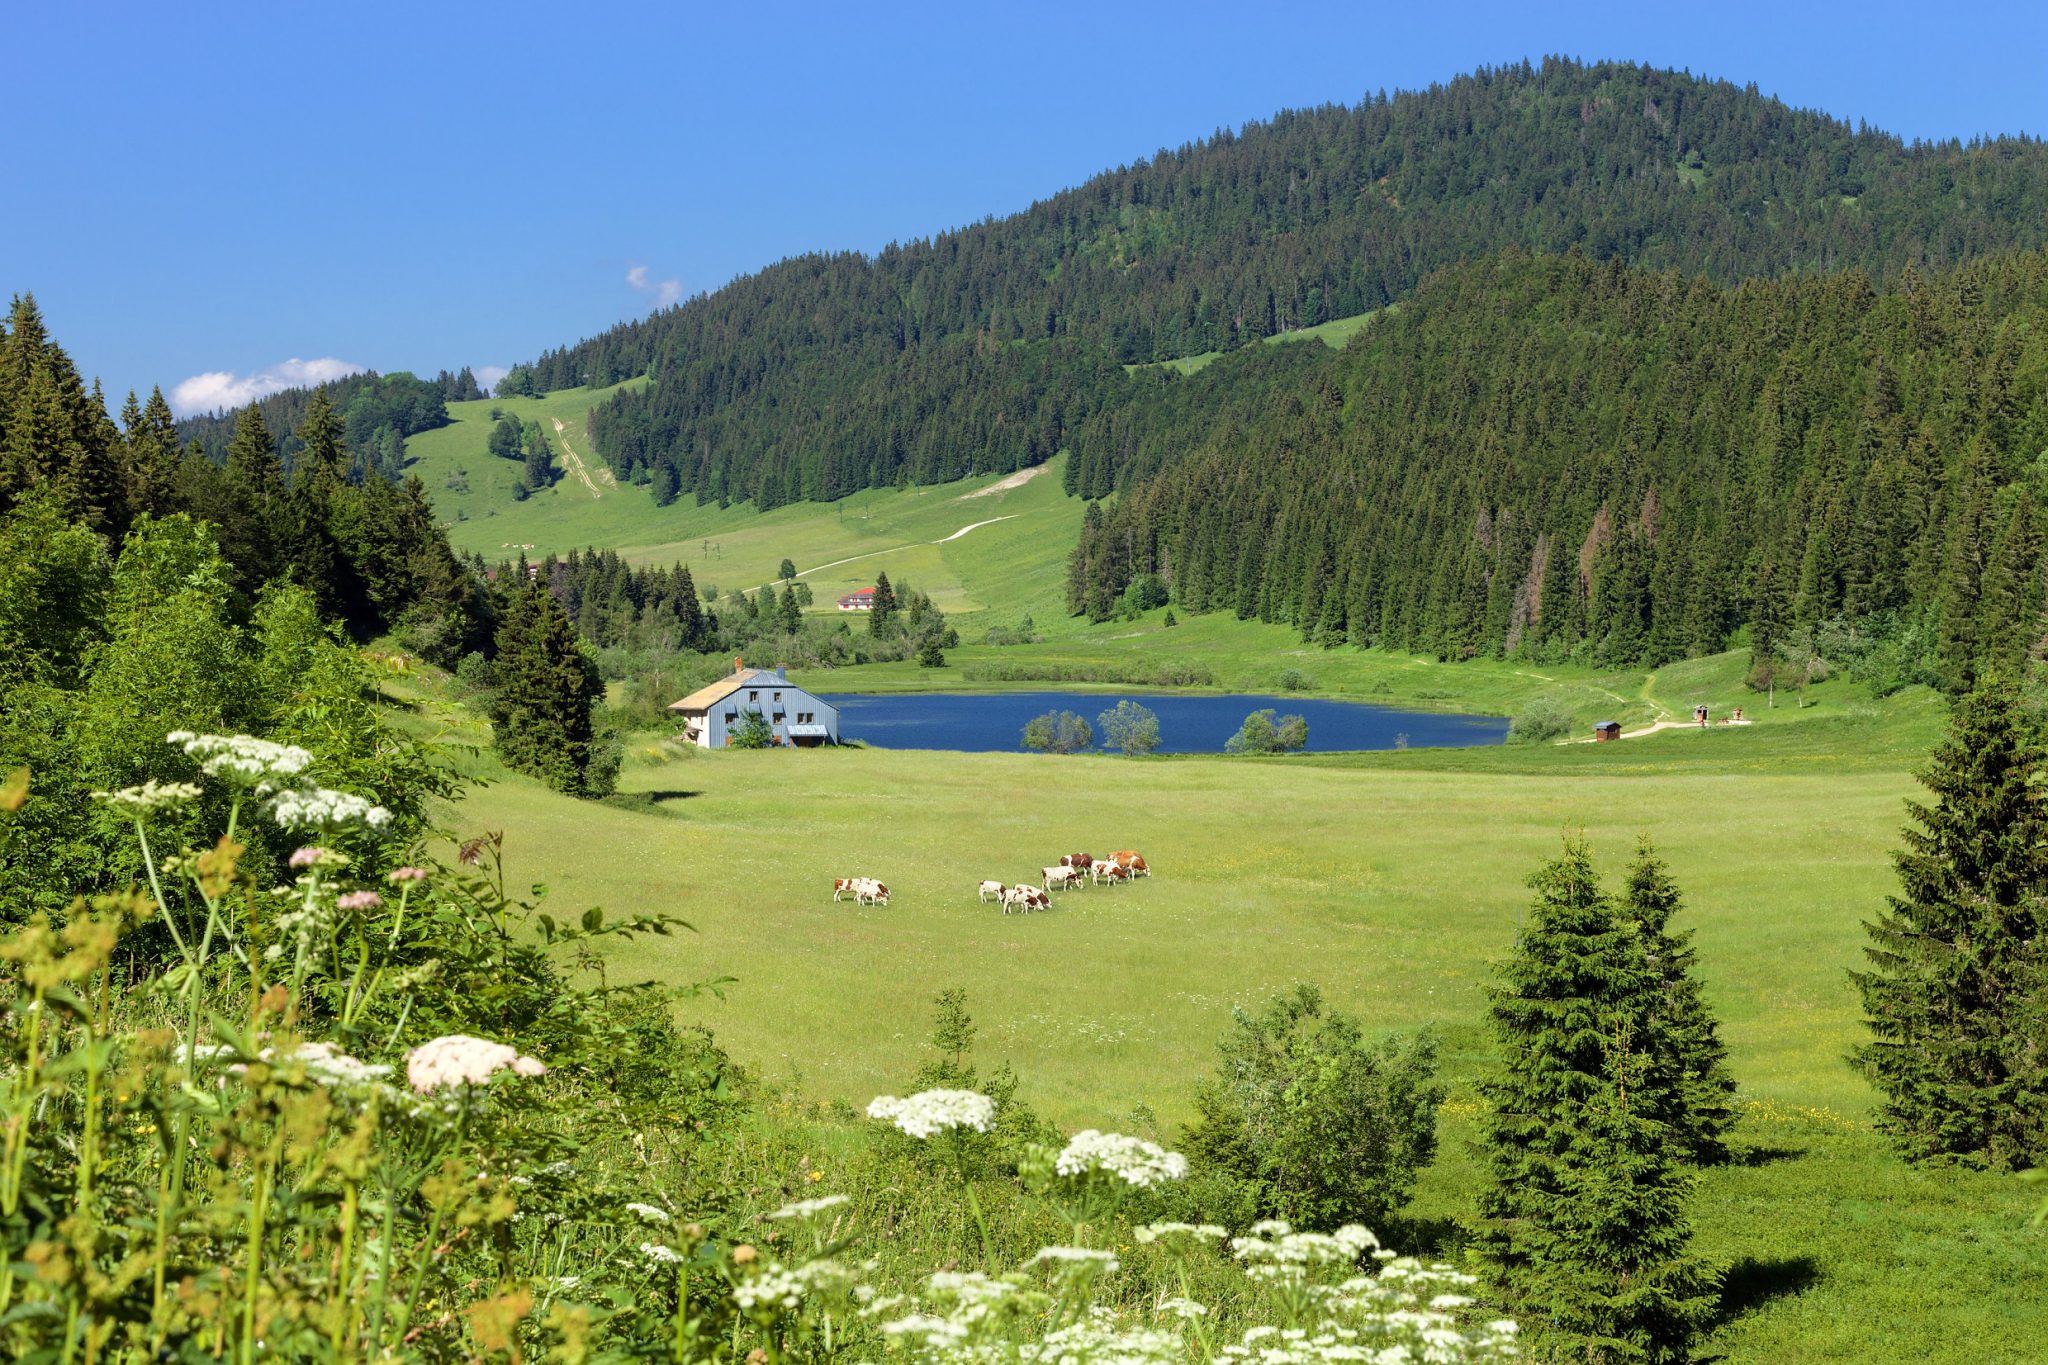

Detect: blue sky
9,1,2045,412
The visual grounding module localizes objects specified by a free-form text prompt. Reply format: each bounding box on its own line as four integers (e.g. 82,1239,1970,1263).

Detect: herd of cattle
834,851,1152,916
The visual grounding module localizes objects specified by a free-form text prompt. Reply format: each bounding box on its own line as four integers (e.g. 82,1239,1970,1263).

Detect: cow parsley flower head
336,890,383,911
93,780,203,815
269,785,393,832
167,732,314,788
1055,1130,1189,1187
237,1041,393,1089
1030,1245,1120,1271
641,1242,685,1265
387,865,429,883
405,1035,547,1093
288,846,345,869
768,1193,850,1220
1133,1222,1229,1244
626,1203,672,1224
865,1089,996,1139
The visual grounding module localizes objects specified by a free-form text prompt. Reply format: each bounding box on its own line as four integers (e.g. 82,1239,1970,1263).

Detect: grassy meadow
406,387,1085,620
384,655,2039,1363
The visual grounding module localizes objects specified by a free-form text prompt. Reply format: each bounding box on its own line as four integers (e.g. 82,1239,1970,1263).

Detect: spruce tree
1621,838,1738,1164
489,580,605,795
1852,677,2048,1167
869,571,897,635
1472,835,1717,1364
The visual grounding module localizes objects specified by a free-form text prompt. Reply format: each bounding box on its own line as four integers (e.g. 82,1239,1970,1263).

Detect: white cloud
170,356,363,416
473,364,510,392
626,263,683,309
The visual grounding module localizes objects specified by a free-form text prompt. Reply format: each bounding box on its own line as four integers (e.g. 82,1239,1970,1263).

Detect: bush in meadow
1183,984,1443,1231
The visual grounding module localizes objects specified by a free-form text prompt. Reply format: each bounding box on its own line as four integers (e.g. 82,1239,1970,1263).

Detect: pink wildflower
405,1035,547,1093
387,866,429,884
336,890,383,911
289,847,327,868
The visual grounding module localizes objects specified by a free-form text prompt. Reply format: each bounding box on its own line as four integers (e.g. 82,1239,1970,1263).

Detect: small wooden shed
1594,721,1622,742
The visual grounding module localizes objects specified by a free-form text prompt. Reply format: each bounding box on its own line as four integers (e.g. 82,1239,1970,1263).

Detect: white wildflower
260,1041,391,1088
167,732,314,787
640,1242,684,1265
1055,1129,1189,1187
865,1088,996,1139
1156,1295,1209,1318
268,784,393,832
768,1193,850,1220
625,1202,672,1224
405,1035,547,1092
1134,1221,1229,1244
93,779,203,815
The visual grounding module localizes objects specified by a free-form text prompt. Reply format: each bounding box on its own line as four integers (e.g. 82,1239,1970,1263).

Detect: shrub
728,711,775,748
1183,984,1443,1230
917,635,947,668
1508,699,1574,744
1225,708,1309,753
1096,699,1162,755
1279,667,1314,692
1022,710,1094,753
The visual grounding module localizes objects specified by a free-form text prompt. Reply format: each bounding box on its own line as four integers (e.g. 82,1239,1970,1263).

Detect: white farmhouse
667,663,840,748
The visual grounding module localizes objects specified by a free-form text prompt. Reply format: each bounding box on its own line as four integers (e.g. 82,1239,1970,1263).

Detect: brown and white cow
1002,884,1049,914
978,879,1006,903
832,878,858,901
1060,853,1093,870
1092,860,1130,886
1042,866,1082,892
1108,850,1151,877
857,879,891,906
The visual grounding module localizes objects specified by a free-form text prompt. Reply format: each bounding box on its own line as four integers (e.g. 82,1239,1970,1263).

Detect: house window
723,711,736,723
774,691,782,701
749,691,759,701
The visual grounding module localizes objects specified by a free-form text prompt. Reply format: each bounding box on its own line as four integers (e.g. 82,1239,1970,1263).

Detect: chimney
733,656,743,673
775,666,787,680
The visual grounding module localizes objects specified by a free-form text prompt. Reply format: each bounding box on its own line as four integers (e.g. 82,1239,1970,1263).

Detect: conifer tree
1472,835,1717,1363
489,580,605,795
869,571,897,634
1852,677,2048,1167
1621,838,1738,1164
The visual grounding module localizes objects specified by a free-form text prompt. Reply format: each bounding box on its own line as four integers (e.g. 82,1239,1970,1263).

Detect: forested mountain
176,368,469,483
513,58,2048,510
1067,249,2048,686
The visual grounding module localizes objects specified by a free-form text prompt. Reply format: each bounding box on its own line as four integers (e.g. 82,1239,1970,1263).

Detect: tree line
175,367,465,484
1068,247,2048,687
502,58,2048,513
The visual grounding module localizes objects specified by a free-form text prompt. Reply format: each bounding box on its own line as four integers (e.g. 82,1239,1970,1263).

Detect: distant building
667,663,839,747
1594,720,1622,742
837,587,876,611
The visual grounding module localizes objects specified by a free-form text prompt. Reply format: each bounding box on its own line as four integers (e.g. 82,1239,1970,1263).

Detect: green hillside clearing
1125,306,1385,375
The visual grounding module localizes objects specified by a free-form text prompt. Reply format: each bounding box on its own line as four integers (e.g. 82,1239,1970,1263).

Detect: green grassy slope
386,668,2027,1363
407,390,1084,618
1124,307,1385,375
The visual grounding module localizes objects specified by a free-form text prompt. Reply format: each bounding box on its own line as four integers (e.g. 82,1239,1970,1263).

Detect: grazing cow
1093,860,1130,886
857,878,891,906
832,878,858,901
978,879,1006,903
1109,851,1151,877
1001,884,1046,914
1042,866,1081,891
1060,853,1093,869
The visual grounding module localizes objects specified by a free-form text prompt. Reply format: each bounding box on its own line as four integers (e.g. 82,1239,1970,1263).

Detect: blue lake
818,692,1508,754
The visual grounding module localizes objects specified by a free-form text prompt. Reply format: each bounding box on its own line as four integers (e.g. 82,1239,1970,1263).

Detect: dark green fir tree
869,570,897,635
1621,838,1738,1164
1472,835,1718,1364
1852,676,2048,1167
489,579,605,795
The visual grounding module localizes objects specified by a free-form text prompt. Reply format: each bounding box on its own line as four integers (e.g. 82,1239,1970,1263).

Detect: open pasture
405,673,2038,1362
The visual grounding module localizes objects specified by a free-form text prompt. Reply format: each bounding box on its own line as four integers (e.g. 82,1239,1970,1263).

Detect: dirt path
956,463,1047,499
792,514,1023,579
550,418,606,499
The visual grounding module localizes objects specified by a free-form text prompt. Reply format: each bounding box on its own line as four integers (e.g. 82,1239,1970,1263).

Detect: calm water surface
819,691,1507,753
